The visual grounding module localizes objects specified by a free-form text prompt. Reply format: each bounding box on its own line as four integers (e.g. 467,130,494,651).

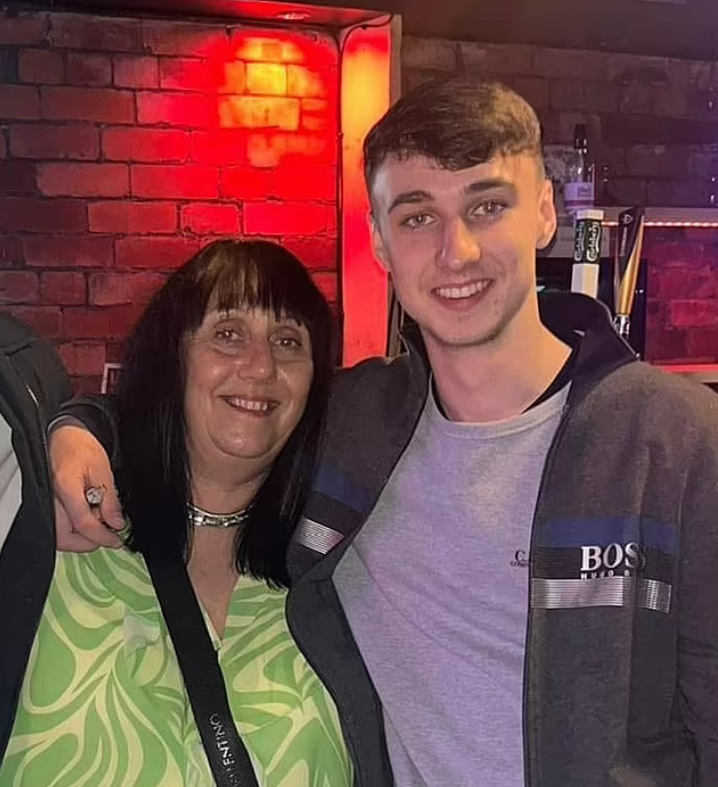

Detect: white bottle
564,124,595,217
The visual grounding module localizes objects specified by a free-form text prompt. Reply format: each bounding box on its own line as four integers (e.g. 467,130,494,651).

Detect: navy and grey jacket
0,313,72,762
15,292,718,786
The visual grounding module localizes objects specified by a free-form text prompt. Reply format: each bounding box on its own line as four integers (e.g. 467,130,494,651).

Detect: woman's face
184,304,314,483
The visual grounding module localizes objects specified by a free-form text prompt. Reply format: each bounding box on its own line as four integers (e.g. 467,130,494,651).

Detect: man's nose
438,219,481,270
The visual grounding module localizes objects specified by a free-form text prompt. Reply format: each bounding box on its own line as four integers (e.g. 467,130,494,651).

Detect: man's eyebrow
387,190,433,214
463,178,515,195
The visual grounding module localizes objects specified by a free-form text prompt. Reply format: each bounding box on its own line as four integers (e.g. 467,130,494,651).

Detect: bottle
564,124,595,217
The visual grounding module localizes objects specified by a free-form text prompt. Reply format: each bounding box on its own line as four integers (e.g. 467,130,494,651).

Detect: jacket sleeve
55,395,121,471
677,478,718,783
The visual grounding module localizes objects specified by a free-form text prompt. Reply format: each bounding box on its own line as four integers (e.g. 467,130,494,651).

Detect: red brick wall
0,9,338,391
403,36,718,364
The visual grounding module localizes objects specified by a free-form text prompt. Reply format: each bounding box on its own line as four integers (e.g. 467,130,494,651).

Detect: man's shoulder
330,353,415,401
590,360,718,430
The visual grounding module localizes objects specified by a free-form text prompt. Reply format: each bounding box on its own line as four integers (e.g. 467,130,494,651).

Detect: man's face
370,153,556,353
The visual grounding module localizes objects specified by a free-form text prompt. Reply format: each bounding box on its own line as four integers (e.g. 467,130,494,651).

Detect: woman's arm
50,395,125,551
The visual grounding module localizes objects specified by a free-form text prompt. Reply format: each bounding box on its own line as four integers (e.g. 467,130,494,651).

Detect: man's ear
371,216,390,271
536,178,558,251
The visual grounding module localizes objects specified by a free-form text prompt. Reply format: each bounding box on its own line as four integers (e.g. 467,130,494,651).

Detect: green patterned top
0,547,352,787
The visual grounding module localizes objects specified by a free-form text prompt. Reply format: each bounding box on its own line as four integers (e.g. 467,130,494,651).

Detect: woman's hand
50,425,125,551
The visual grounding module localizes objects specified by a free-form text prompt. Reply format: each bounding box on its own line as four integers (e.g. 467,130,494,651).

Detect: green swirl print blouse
0,548,352,787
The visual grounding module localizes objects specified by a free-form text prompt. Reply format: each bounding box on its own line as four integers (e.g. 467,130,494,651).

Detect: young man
0,313,71,759
42,79,718,785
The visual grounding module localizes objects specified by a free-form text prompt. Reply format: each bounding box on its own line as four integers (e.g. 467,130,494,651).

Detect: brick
40,271,86,304
647,240,703,268
644,324,688,364
246,131,335,168
0,234,24,264
0,84,39,119
9,123,99,160
0,14,47,46
686,328,718,362
41,86,134,124
0,161,37,194
72,375,103,394
669,299,718,329
219,96,299,131
500,76,549,110
58,342,105,376
300,98,334,133
286,65,328,99
131,164,218,199
136,91,217,128
243,201,335,236
57,342,105,377
219,62,246,95
18,48,64,84
88,271,166,305
581,81,620,114
88,201,177,234
550,79,585,111
63,304,143,340
238,165,336,202
180,203,240,234
24,235,113,268
114,236,199,269
48,14,142,52
402,37,457,71
282,235,337,270
67,53,111,86
190,130,249,165
0,132,5,159
102,127,190,162
158,57,225,92
626,144,691,179
7,305,62,340
246,63,287,96
232,32,306,65
312,272,337,303
620,84,687,117
533,48,608,81
459,41,534,75
0,197,86,233
607,115,718,146
657,265,716,301
647,179,712,207
142,20,230,58
38,162,129,197
606,178,647,206
690,146,718,178
0,271,39,304
113,55,158,88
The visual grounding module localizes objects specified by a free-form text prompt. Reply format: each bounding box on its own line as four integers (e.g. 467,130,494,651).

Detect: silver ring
85,485,106,508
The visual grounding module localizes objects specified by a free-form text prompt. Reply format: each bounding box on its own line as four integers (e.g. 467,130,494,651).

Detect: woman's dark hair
363,77,544,194
115,239,334,587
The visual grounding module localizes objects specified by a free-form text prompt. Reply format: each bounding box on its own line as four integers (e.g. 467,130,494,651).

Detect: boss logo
580,542,645,579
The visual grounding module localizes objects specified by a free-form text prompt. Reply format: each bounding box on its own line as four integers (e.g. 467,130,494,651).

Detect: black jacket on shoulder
0,312,71,762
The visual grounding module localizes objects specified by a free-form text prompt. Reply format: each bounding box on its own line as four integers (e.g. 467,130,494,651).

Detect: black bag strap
145,552,260,787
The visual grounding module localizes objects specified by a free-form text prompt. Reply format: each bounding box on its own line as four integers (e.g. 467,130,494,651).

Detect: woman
0,240,351,787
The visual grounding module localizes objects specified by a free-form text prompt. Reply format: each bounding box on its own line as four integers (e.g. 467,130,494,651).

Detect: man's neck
426,321,572,424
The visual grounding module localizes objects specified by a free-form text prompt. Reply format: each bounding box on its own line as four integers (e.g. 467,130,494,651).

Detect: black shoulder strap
145,552,260,787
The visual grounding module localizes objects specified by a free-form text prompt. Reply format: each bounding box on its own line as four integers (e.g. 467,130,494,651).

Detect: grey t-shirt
0,412,21,557
334,385,568,787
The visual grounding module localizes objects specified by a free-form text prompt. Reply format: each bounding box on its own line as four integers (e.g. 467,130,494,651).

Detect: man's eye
474,200,507,218
401,213,435,229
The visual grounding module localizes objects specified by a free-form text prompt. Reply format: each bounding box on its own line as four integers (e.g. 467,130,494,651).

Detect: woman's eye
273,335,302,349
401,213,435,229
214,328,241,342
